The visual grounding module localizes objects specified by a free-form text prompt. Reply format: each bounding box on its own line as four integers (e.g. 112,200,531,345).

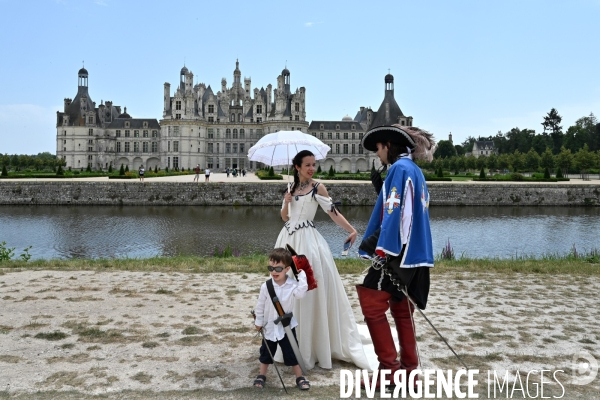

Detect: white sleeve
315,194,335,214
292,270,308,299
254,283,268,327
401,181,414,246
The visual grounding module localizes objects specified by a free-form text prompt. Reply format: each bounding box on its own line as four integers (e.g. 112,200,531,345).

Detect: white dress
274,185,371,370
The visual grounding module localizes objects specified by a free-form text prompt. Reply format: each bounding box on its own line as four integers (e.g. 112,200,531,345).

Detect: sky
0,0,599,154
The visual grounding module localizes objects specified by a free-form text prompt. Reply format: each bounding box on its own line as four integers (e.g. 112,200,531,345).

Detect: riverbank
1,180,599,206
1,258,599,399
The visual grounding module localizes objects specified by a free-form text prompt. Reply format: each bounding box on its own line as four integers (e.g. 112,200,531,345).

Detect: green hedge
256,170,284,180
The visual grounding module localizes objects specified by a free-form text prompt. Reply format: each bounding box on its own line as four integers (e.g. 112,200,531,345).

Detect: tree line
0,152,65,171
430,109,600,175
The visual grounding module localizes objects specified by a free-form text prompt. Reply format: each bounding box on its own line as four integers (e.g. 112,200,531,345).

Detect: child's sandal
254,375,266,388
296,376,310,390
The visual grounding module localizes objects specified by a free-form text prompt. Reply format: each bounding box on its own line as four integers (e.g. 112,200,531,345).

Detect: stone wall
0,182,599,206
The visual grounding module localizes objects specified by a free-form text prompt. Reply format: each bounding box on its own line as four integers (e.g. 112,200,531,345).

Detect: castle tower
78,67,89,96
180,65,188,92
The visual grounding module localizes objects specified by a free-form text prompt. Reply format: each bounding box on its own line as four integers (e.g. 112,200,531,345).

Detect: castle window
240,129,245,139
238,113,242,122
359,133,364,140
208,116,214,123
143,121,148,129
401,120,405,126
256,105,262,114
134,142,139,152
226,143,231,153
176,101,182,110
125,142,130,152
240,143,245,153
320,124,324,130
152,130,157,137
233,129,238,139
231,114,235,122
88,129,93,136
327,132,332,139
352,132,355,140
295,115,299,121
176,114,181,119
173,157,179,169
226,129,231,139
143,142,148,152
233,143,238,153
125,122,130,128
256,117,262,123
173,141,179,152
152,142,157,152
343,132,348,139
173,126,179,136
343,144,348,154
64,130,66,136
116,142,121,152
358,144,363,154
116,130,121,137
88,116,94,124
125,130,130,137
351,125,355,130
320,132,323,139
352,144,355,154
336,125,340,130
208,104,214,113
208,129,214,139
143,130,148,138
336,132,340,139
208,143,214,153
207,157,213,168
88,146,93,152
295,103,299,112
168,141,170,151
336,144,340,154
134,130,139,137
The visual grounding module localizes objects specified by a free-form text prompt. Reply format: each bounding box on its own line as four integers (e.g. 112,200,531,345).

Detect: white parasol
247,130,330,167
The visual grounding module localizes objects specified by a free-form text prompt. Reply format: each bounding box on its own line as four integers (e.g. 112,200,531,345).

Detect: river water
0,206,598,260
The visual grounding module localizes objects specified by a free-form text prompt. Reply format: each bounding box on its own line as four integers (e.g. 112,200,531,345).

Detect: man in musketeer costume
358,124,436,389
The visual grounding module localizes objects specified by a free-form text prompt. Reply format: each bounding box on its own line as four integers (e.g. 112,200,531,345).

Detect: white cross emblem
385,187,401,214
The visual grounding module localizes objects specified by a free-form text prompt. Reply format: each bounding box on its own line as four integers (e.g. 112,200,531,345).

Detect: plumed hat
361,125,415,152
286,244,317,291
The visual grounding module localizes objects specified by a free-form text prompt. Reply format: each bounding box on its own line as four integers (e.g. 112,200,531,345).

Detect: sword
251,310,288,393
271,296,308,375
398,286,469,370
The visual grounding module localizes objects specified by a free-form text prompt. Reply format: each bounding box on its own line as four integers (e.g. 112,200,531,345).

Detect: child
253,248,310,390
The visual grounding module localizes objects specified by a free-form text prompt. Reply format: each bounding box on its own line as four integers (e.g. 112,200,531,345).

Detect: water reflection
0,206,598,260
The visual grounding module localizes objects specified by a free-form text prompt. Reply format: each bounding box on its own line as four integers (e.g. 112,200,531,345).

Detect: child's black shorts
259,327,299,366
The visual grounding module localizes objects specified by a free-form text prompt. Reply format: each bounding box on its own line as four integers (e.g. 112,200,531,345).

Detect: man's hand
255,325,262,331
371,168,383,195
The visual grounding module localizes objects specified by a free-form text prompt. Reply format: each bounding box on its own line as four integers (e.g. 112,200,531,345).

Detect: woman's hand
284,192,293,204
346,229,358,246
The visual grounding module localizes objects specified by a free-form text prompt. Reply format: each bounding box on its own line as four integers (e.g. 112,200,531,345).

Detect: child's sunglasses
268,266,285,272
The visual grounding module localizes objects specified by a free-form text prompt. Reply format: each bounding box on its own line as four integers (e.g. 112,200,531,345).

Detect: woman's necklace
298,179,311,192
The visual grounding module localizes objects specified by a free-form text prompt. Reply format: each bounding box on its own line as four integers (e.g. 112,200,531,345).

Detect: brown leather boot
390,297,419,388
356,285,399,390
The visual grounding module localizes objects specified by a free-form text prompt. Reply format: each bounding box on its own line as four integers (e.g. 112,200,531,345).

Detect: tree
454,145,465,156
486,153,498,171
461,137,476,153
574,144,594,179
317,165,322,173
555,146,573,176
56,165,64,176
154,165,158,173
465,155,477,171
540,147,554,171
125,165,129,172
479,167,486,179
456,156,466,173
542,108,563,154
434,140,457,159
510,150,525,172
119,164,125,176
108,163,113,173
525,148,540,172
86,164,92,172
476,155,487,170
328,165,335,177
1,165,7,177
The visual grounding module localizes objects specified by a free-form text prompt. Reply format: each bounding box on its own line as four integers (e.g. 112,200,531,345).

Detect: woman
274,150,370,370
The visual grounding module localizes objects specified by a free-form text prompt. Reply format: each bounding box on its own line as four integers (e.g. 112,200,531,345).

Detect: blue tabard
359,157,434,268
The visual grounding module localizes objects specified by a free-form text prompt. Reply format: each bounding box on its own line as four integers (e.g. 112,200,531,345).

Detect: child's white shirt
254,270,308,341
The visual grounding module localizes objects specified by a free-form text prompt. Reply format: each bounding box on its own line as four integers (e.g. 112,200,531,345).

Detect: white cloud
304,21,323,28
0,104,58,155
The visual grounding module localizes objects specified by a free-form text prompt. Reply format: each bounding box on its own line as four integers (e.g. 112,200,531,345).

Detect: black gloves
370,168,383,195
359,228,380,255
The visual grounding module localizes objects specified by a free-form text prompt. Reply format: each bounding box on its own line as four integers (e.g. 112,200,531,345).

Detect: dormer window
320,124,324,130
351,125,355,130
208,104,214,113
143,121,148,129
125,121,130,129
336,124,340,130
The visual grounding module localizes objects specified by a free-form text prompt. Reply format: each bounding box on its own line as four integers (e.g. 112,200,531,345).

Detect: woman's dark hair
290,150,315,194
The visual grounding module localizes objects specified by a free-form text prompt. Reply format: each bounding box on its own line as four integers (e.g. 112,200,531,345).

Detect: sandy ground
6,172,600,185
0,268,599,398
